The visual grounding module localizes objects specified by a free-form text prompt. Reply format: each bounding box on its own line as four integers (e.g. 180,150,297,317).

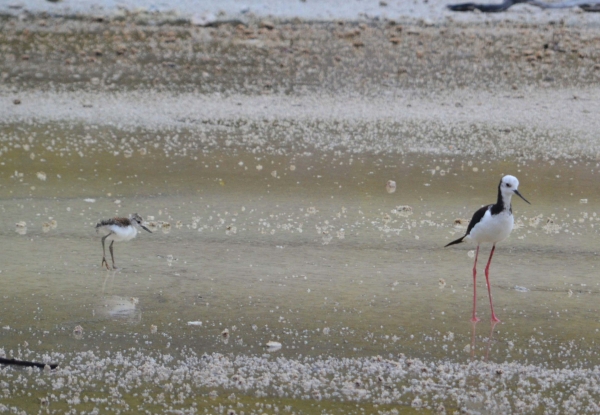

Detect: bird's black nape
444,235,465,247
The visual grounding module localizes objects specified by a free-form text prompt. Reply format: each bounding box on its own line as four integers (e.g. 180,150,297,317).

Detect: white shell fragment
392,205,413,217
73,325,83,340
386,180,397,193
265,341,282,351
15,221,27,235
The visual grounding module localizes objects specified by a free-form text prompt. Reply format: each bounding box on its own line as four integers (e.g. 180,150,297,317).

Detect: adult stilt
445,175,530,323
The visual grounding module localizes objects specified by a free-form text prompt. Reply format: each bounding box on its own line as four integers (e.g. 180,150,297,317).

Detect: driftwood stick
0,356,59,369
448,0,527,12
448,0,600,12
529,0,600,8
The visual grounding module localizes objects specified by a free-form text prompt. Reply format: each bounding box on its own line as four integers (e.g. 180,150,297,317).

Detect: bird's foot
470,316,481,323
491,315,501,324
101,258,111,270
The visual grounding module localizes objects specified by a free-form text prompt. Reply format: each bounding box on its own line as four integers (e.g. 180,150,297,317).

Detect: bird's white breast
108,225,138,242
467,209,514,244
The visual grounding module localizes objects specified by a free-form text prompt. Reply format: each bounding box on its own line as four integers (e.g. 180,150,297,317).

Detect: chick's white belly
107,225,138,242
467,211,514,244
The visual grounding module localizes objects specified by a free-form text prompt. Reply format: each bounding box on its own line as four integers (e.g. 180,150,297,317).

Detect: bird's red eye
506,183,511,188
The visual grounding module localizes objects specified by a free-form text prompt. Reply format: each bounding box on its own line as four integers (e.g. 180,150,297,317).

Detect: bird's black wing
444,204,491,247
465,204,491,236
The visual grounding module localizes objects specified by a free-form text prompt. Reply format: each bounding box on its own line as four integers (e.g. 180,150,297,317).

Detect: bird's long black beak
141,224,152,233
514,190,531,205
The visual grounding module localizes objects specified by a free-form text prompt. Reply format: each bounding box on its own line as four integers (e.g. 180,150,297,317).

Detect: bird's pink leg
471,245,480,323
485,244,500,323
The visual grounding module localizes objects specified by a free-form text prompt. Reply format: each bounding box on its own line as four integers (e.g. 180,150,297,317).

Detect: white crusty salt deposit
2,344,600,413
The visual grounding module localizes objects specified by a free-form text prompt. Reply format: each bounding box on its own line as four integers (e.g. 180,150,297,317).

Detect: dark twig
528,0,600,8
448,0,528,12
0,356,59,369
448,0,600,12
578,3,600,10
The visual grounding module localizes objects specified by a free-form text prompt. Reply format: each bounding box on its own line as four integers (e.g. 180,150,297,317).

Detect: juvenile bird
95,213,152,270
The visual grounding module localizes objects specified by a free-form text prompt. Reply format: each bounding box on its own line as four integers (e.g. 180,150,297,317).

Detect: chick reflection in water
95,213,152,270
95,296,142,324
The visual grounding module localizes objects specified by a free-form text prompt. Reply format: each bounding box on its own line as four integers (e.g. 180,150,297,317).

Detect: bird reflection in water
470,320,500,362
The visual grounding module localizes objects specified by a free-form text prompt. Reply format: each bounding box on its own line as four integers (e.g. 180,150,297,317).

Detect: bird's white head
500,175,530,204
129,213,153,233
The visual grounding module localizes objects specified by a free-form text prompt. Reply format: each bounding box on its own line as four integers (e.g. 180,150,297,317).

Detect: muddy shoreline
2,15,599,93
2,15,600,163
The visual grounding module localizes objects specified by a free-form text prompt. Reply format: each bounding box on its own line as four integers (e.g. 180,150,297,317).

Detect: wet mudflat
1,127,600,414
1,14,600,415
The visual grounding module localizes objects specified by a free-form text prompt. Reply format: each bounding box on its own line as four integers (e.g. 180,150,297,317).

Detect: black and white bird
95,213,152,270
445,175,530,323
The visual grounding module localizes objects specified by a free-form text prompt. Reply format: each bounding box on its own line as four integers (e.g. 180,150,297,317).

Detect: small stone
454,218,469,228
191,12,217,26
260,20,275,30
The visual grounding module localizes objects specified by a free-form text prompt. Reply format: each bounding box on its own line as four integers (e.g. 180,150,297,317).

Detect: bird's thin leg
109,240,117,269
101,234,111,270
471,245,481,323
485,244,500,323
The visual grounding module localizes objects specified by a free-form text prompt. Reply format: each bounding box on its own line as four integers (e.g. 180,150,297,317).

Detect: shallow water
2,120,600,413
